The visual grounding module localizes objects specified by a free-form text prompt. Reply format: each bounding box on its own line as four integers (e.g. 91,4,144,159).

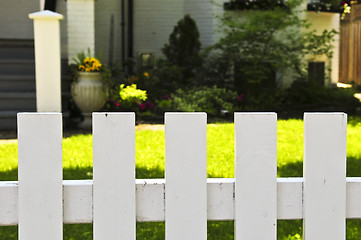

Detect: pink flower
237,94,244,102
139,104,146,110
150,103,155,109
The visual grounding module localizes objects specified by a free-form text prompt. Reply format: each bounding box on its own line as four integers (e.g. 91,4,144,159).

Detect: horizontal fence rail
3,177,361,225
0,112,351,240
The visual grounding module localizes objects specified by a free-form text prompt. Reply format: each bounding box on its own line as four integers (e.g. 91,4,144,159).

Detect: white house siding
67,0,95,63
56,0,68,59
132,0,227,60
0,0,40,39
184,0,217,48
133,0,184,58
305,12,340,85
94,0,122,65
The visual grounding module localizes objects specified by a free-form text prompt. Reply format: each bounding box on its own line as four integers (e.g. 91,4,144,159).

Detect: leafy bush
207,0,336,94
106,84,147,112
119,84,147,104
171,86,238,116
162,14,202,83
137,60,183,99
282,80,361,114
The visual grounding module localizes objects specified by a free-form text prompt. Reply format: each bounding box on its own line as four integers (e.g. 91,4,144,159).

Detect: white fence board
93,113,136,240
17,113,63,240
0,182,18,226
277,178,303,220
347,178,361,218
207,178,235,220
4,178,361,224
234,113,277,240
303,113,347,240
136,179,165,222
63,180,93,224
165,113,207,240
1,112,358,238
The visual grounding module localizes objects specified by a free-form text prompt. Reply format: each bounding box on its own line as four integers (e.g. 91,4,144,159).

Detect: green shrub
206,0,336,95
119,84,147,103
162,14,202,83
138,60,184,99
171,86,238,116
283,80,361,114
106,84,147,112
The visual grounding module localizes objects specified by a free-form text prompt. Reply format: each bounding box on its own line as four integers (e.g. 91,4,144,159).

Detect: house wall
133,0,184,59
131,0,226,63
306,12,340,85
55,0,68,59
67,0,95,63
94,0,122,65
184,0,217,48
0,0,40,39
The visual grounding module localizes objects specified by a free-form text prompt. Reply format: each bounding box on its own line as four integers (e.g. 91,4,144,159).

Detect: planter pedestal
71,72,106,129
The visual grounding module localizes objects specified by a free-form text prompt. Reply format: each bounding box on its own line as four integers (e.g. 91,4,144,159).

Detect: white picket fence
0,112,356,239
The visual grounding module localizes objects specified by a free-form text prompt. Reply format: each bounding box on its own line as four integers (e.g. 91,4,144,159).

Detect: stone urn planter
71,71,107,128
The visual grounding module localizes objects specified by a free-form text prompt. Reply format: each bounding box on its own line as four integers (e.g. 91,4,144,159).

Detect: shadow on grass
136,166,164,179
277,156,361,178
346,157,361,177
278,162,303,178
0,168,17,181
0,165,165,182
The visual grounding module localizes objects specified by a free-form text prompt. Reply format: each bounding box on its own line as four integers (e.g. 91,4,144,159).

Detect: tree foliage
162,14,202,81
206,0,337,94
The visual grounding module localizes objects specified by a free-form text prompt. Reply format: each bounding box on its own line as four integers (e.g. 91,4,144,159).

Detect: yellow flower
144,72,150,78
78,55,102,72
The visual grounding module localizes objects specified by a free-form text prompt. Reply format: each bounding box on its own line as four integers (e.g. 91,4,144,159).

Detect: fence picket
234,113,277,240
165,113,207,240
93,113,136,240
17,113,63,240
3,112,354,239
303,113,347,239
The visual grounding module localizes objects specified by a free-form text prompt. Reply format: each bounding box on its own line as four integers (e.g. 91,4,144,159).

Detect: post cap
29,10,63,20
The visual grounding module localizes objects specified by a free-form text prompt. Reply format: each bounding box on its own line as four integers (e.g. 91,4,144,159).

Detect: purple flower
237,94,244,102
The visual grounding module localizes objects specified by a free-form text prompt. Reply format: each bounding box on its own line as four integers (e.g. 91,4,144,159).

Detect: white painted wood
136,179,165,222
63,180,93,224
277,178,303,220
234,113,277,240
347,178,361,219
207,178,235,220
17,113,63,240
0,182,18,226
29,11,63,112
93,113,136,240
4,178,361,224
303,113,347,240
165,113,207,240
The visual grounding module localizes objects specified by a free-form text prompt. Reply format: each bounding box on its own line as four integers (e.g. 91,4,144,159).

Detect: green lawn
1,118,361,239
